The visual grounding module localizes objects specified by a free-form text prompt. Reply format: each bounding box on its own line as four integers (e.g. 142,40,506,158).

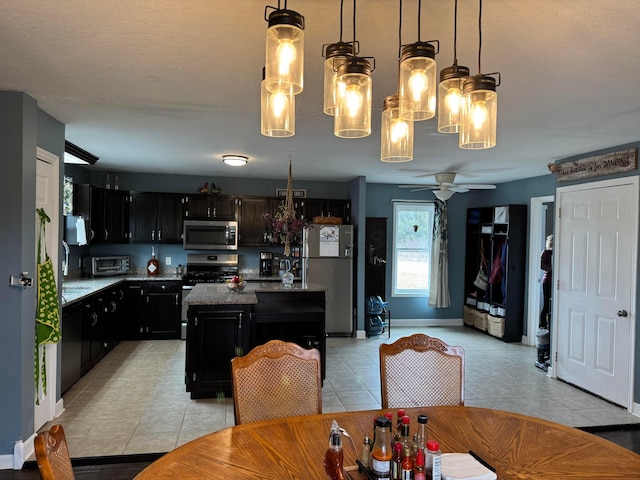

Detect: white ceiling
2,0,640,186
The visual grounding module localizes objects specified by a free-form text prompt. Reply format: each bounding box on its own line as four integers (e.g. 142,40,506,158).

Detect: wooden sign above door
548,147,637,182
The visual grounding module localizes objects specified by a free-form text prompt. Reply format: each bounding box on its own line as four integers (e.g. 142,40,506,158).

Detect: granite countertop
183,282,326,306
60,274,184,306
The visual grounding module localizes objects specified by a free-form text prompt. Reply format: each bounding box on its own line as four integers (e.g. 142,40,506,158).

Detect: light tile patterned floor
42,326,640,458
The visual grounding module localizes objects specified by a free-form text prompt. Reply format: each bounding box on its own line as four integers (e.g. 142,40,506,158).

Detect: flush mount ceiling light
322,0,356,116
222,155,249,166
399,0,439,121
334,0,375,139
261,67,295,137
438,0,470,134
264,1,305,96
459,0,500,150
64,140,98,165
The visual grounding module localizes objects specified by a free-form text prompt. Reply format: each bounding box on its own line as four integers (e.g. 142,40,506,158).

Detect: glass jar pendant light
399,42,437,121
334,0,374,139
381,93,414,162
264,3,305,95
459,0,500,149
334,57,373,138
323,42,353,116
398,0,438,121
459,75,497,149
438,0,469,133
261,68,295,137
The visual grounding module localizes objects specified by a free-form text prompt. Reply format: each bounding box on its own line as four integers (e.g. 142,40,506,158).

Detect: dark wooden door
146,282,181,338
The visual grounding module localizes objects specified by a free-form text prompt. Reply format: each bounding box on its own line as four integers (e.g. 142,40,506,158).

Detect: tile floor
41,326,640,459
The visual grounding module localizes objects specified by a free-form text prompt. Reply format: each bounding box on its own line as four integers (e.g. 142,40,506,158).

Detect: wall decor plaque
548,148,637,182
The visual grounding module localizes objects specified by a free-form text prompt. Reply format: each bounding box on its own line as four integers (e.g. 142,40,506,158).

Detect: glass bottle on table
394,408,406,443
391,442,402,480
413,448,427,480
425,440,442,480
414,414,428,459
401,444,413,480
371,416,392,479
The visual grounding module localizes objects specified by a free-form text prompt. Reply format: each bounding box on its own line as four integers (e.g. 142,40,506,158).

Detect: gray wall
0,91,64,458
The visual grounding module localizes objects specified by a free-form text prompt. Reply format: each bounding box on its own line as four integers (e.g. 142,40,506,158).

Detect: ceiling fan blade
463,184,497,190
449,186,470,193
399,184,438,189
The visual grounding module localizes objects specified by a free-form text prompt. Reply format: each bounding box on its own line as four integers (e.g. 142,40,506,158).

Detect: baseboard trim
20,452,168,470
389,318,464,328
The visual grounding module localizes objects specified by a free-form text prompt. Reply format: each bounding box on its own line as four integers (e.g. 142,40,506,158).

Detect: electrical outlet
165,256,172,266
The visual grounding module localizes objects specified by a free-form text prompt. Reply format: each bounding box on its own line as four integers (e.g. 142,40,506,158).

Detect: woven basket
312,216,342,225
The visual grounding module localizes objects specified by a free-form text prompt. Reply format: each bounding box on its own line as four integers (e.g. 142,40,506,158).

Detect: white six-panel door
555,177,637,408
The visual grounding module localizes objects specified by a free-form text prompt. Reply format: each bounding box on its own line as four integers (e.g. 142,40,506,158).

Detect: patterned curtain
428,199,451,308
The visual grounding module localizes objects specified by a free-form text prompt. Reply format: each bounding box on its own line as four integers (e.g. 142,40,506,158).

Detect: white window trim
391,201,435,297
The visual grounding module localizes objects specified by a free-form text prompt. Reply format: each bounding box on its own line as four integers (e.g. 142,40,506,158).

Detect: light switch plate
165,256,171,266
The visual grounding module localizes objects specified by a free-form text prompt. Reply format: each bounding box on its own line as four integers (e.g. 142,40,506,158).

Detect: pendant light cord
478,0,483,74
453,0,458,65
398,0,402,59
352,0,357,56
417,0,422,42
339,0,344,42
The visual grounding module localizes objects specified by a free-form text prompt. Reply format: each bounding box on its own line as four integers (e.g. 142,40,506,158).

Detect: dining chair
379,333,465,409
34,424,75,480
231,339,322,425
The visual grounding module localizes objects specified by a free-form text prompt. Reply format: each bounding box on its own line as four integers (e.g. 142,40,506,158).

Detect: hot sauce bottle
371,417,392,479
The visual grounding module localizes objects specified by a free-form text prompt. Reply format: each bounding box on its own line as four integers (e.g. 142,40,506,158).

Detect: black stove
182,253,239,286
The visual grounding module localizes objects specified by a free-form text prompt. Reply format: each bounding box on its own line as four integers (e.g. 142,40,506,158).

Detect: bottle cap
401,415,410,425
426,440,440,451
397,408,406,417
415,448,425,466
418,414,428,424
384,412,393,421
376,416,391,428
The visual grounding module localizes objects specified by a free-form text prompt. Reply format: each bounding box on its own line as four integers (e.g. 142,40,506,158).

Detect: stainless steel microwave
183,220,238,250
82,256,130,277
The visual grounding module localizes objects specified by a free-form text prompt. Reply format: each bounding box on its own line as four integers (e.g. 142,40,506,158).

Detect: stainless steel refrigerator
302,224,354,336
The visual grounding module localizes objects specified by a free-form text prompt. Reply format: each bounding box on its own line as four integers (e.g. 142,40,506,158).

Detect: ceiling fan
399,172,496,201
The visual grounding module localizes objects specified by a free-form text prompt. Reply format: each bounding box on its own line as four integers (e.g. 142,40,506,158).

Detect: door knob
617,309,628,317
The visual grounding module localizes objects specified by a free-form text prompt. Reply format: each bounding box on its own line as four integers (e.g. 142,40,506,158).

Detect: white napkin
441,453,497,480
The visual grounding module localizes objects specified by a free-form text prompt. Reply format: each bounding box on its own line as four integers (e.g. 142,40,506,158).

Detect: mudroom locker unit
464,205,527,342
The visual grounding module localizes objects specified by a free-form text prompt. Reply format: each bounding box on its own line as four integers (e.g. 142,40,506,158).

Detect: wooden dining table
134,406,640,479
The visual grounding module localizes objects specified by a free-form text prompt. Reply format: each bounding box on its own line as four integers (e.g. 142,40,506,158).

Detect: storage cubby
465,205,527,342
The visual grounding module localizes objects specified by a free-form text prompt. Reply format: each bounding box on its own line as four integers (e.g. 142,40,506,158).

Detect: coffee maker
259,252,273,276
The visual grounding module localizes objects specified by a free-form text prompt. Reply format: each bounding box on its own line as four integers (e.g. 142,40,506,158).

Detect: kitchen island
183,282,327,399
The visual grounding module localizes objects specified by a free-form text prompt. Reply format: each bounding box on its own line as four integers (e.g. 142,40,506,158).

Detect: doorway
554,176,638,409
34,148,60,431
527,195,554,346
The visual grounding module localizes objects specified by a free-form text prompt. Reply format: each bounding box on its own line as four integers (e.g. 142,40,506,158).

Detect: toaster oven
82,256,130,277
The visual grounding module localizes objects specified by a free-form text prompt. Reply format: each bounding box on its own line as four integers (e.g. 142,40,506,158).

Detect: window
392,202,435,296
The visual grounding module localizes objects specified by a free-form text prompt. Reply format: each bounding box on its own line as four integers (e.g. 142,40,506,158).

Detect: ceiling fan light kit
399,171,496,201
